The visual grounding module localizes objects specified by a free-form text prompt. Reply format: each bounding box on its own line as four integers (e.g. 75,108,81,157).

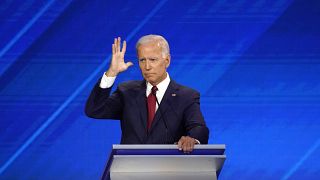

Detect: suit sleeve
183,91,209,144
85,79,123,120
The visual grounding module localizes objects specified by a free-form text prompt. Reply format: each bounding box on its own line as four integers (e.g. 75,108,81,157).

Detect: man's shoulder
118,80,144,91
171,80,199,95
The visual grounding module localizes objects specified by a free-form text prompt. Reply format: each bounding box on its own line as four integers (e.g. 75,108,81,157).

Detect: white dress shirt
100,72,170,111
145,73,170,111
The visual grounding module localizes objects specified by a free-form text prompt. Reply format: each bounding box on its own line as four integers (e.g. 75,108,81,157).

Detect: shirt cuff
194,139,200,144
100,73,116,88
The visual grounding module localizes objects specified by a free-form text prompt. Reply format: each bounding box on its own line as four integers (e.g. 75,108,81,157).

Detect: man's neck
150,73,168,86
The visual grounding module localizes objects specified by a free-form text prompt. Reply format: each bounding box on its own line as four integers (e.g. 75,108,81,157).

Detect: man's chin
145,78,157,85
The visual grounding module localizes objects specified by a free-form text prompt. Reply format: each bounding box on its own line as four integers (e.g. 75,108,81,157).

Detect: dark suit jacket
85,79,209,144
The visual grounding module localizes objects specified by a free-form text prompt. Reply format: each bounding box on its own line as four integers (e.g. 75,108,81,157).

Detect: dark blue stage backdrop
0,0,319,179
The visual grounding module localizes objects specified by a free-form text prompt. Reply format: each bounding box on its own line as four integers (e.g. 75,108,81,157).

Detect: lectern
101,144,226,180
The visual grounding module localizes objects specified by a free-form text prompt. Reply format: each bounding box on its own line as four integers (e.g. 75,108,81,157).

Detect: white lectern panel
110,155,225,180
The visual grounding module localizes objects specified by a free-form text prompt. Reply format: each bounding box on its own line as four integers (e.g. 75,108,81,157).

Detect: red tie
147,86,158,129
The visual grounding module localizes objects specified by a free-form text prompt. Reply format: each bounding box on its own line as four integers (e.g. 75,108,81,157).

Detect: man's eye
139,58,145,62
149,58,157,61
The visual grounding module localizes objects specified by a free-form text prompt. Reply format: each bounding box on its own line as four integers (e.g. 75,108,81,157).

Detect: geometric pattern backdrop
1,0,319,179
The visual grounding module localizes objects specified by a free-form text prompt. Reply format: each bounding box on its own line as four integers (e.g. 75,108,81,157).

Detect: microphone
152,90,174,144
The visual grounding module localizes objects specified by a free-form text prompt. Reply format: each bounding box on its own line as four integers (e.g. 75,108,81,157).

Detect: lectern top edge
112,144,226,149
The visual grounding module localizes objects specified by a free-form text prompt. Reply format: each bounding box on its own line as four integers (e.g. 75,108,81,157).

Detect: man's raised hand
106,37,133,77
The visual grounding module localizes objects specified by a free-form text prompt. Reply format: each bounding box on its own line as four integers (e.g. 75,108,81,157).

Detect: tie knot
151,86,158,95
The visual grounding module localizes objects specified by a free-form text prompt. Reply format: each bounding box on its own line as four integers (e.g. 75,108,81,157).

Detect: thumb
177,138,184,150
126,61,133,67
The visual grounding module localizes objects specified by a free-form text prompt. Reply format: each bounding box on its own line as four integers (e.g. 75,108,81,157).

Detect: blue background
1,0,319,179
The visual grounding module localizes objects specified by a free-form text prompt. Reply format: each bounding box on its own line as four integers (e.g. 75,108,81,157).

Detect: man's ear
165,54,171,68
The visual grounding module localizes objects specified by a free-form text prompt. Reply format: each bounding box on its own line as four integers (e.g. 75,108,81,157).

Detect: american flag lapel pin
172,93,176,96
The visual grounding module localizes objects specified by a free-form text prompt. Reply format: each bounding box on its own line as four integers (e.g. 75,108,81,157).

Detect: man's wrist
194,138,200,144
105,69,118,77
100,73,116,88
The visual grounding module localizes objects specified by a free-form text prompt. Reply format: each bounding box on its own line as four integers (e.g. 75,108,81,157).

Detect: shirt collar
146,73,170,96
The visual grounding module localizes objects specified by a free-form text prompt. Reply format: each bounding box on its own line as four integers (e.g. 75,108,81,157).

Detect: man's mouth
144,73,154,77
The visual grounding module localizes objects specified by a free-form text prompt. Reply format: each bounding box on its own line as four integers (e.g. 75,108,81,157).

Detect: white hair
136,34,170,57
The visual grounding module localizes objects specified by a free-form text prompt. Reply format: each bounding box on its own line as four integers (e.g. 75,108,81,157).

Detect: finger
184,139,190,151
188,140,194,152
112,44,115,54
121,40,127,54
117,37,121,52
183,142,191,153
114,38,117,52
181,138,189,152
178,140,182,150
190,140,195,151
180,136,187,150
182,138,193,153
189,137,196,152
187,141,193,153
177,138,184,150
182,142,187,153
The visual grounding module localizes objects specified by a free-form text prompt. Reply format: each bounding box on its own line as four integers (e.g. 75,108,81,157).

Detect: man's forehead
137,43,162,52
138,40,160,47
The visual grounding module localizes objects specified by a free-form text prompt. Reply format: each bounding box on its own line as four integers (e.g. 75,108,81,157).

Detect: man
85,35,209,152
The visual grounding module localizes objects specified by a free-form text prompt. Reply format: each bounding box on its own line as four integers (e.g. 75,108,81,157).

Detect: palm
109,37,133,75
111,51,129,72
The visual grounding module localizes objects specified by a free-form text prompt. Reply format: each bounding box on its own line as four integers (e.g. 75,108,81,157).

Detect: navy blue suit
85,79,209,144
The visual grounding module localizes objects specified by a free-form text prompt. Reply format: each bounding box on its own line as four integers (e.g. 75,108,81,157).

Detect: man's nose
145,60,151,70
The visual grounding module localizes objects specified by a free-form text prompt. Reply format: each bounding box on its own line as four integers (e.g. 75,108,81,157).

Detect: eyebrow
138,57,159,60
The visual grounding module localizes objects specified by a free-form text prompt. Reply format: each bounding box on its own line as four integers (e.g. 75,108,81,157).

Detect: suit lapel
149,80,179,132
136,81,148,133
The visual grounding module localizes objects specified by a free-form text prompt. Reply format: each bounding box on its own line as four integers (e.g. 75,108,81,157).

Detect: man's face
137,43,170,86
